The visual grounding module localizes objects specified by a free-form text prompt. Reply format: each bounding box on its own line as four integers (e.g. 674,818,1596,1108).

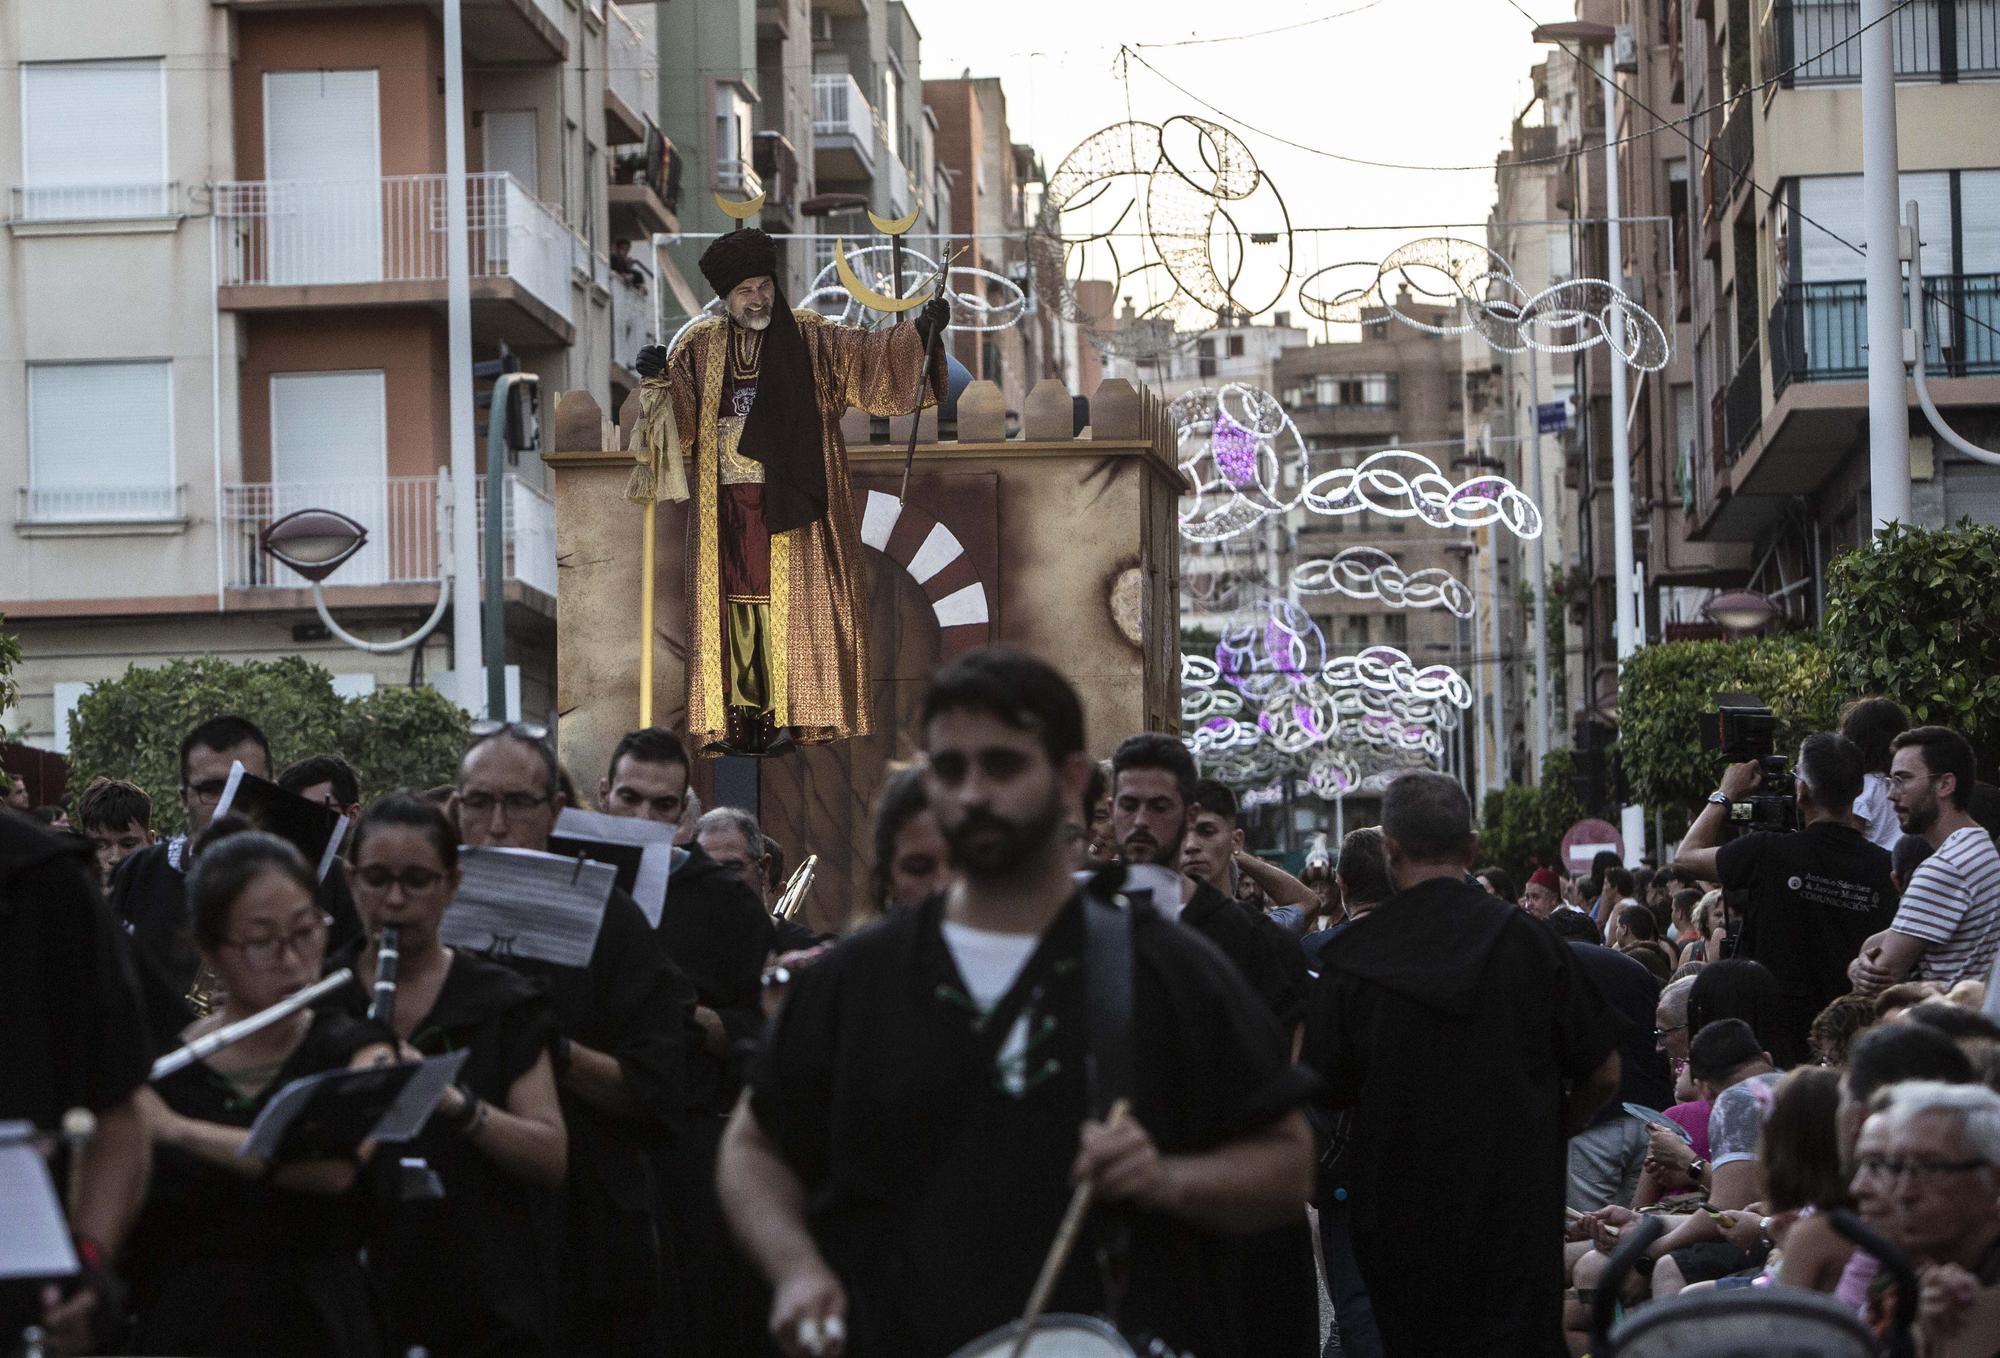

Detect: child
76,776,155,892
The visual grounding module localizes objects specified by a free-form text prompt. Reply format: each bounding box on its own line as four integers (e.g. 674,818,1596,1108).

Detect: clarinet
369,926,400,1030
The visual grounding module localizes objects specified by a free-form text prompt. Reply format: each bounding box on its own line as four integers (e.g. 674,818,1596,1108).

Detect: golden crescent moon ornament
833,238,934,313
866,204,921,236
713,188,766,220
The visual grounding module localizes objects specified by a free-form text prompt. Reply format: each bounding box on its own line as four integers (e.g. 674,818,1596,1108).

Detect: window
27,362,176,521
713,86,754,187
1227,334,1246,357
20,59,169,220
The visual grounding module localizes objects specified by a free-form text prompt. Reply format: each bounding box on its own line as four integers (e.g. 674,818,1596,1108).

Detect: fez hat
1528,868,1562,892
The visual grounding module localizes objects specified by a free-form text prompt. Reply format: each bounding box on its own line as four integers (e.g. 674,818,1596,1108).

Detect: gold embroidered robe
630,310,941,747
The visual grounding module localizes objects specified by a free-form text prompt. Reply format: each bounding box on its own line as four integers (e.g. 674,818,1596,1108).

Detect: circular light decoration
1299,236,1670,373
1171,384,1309,544
1291,547,1477,619
802,243,1028,333
1302,449,1542,540
1032,115,1294,362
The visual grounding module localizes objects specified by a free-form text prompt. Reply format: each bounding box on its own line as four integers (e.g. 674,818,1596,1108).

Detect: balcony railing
1769,274,2000,393
610,269,655,373
17,484,186,524
11,182,177,223
716,159,763,197
214,173,573,325
1763,0,1999,83
1723,341,1763,463
221,474,556,597
812,73,877,171
606,2,654,130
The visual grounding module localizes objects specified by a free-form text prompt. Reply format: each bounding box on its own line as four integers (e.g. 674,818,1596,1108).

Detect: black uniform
330,947,561,1358
0,816,154,1336
125,1011,383,1357
751,894,1316,1358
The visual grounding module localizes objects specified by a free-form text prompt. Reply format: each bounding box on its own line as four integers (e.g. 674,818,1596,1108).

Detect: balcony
757,0,791,38
1762,0,2000,84
1769,275,2000,393
9,182,178,228
609,138,679,241
716,159,764,199
753,130,801,223
1722,341,1763,465
610,268,655,385
221,474,556,600
604,2,655,145
812,73,877,182
214,172,574,346
214,0,567,64
16,484,188,531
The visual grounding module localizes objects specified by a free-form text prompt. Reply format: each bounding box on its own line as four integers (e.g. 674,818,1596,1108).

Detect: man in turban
632,229,948,755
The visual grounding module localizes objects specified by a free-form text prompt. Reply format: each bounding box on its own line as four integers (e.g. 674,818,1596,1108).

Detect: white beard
732,309,773,331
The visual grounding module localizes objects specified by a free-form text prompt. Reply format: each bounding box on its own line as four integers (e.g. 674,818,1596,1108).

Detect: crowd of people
4,660,2000,1358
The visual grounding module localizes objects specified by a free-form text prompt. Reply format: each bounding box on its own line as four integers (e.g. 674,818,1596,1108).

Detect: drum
946,1313,1139,1358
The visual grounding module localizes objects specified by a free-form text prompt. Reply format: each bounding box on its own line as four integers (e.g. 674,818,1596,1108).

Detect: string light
1290,547,1477,619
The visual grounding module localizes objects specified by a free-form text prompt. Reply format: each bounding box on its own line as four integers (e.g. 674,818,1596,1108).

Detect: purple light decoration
1258,711,1275,733
1295,703,1320,739
1204,717,1232,733
1213,408,1258,487
1264,622,1302,678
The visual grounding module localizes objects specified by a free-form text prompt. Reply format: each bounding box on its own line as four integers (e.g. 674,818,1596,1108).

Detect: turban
700,229,779,299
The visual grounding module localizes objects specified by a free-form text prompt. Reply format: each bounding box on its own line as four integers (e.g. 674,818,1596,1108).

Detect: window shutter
28,362,174,518
21,60,166,216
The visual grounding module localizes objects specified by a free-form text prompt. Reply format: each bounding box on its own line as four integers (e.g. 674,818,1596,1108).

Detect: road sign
1561,818,1626,874
1538,400,1570,433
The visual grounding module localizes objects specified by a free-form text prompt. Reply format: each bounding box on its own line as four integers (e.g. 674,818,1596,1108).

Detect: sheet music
442,846,615,968
552,807,676,927
373,1050,470,1143
0,1131,79,1280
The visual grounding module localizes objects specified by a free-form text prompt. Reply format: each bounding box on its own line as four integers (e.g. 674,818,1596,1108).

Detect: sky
913,0,1581,339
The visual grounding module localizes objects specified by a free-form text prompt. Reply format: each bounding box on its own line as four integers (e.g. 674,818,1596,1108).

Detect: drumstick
1009,1099,1131,1358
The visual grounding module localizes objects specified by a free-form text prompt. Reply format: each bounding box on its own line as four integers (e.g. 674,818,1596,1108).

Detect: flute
368,926,400,1030
149,969,354,1082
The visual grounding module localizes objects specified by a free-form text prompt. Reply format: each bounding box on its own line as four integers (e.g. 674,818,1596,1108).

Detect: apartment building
0,0,679,747
1678,0,2000,600
922,77,1059,416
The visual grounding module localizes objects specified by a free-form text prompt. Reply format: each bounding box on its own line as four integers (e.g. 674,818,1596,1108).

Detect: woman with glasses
124,825,391,1357
334,792,568,1358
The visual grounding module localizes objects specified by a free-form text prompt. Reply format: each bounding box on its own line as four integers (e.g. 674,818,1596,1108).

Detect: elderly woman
335,793,568,1358
125,826,391,1357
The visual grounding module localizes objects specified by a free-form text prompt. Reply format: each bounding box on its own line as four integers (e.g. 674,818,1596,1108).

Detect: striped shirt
1892,825,2000,985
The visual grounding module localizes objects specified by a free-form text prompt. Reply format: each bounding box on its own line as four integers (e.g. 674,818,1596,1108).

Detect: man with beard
719,648,1315,1358
630,228,949,755
1109,740,1317,1358
1852,725,2000,993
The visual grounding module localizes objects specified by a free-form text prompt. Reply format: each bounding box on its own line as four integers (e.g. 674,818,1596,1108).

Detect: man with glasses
455,721,698,1354
1870,1080,2000,1339
1852,725,2000,996
1673,731,1896,1067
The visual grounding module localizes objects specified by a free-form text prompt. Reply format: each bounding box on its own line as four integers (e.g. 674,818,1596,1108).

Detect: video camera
1698,697,1799,833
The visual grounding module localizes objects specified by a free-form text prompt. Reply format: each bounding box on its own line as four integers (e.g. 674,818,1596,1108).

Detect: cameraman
1671,732,1897,1067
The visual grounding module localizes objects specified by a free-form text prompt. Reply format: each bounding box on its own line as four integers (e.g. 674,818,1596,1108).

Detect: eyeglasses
1886,771,1942,790
1652,1025,1687,1044
354,865,447,894
184,778,232,805
470,719,552,743
223,912,331,968
1852,1154,1992,1184
457,791,552,817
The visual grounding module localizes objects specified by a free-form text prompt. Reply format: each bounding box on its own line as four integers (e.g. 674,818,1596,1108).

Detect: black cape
1303,877,1623,1358
750,894,1317,1358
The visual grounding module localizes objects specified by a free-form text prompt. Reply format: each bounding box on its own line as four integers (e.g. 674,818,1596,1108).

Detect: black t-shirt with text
1715,820,1897,1008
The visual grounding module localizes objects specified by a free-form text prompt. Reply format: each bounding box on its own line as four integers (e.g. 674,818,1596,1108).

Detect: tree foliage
1824,520,2000,771
1478,751,1587,886
1616,635,1837,816
68,657,467,836
0,613,20,719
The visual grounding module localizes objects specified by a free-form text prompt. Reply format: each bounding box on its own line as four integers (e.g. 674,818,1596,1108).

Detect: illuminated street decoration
1290,546,1477,618
803,243,1028,332
1171,384,1309,543
1299,236,1670,372
1301,449,1542,539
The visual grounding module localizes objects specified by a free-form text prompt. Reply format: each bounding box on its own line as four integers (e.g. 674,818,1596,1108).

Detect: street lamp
1702,588,1780,634
258,468,456,655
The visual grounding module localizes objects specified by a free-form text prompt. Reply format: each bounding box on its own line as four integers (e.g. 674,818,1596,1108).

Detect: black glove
913,294,951,348
634,344,668,380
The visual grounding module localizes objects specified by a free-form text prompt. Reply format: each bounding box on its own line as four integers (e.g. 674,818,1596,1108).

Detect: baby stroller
1590,1212,1920,1358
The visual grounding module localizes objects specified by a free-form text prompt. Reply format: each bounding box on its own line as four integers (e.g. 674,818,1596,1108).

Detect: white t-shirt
1853,773,1903,850
940,919,1040,1096
1892,825,2000,985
